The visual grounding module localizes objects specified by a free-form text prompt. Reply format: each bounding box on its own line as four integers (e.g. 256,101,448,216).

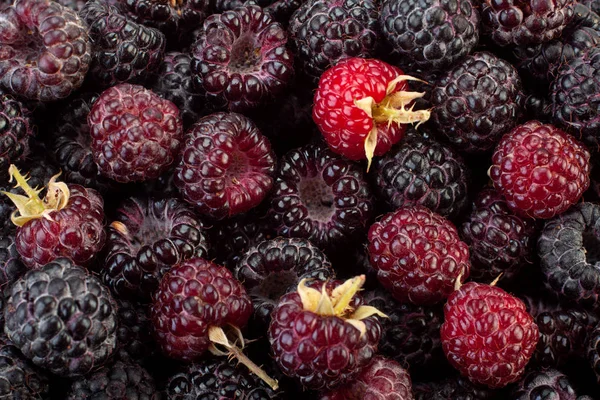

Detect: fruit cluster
0,0,600,398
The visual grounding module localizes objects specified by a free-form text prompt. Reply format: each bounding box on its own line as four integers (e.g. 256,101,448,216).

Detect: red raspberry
312,57,431,169
320,356,413,400
0,0,91,101
3,165,105,269
441,282,539,388
88,83,183,183
489,121,590,219
174,112,276,220
152,257,278,390
268,275,384,390
368,206,470,306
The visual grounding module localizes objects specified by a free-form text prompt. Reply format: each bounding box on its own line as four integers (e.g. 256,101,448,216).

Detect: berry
213,0,302,24
80,0,166,88
51,93,116,192
440,282,539,388
320,356,412,400
174,112,276,220
268,276,384,390
88,83,183,183
67,361,157,400
552,47,600,151
151,52,205,129
430,52,523,153
412,376,499,399
4,258,118,377
312,58,431,168
512,369,580,399
481,0,575,46
0,95,32,178
365,288,444,371
234,237,336,324
191,5,294,112
0,343,50,399
166,358,279,400
0,0,91,101
588,322,600,383
267,143,374,253
103,197,210,301
373,131,469,220
460,187,536,283
0,234,27,288
489,121,590,220
581,0,600,15
368,206,471,305
115,300,157,364
288,0,379,79
379,0,480,73
3,165,105,269
538,202,600,307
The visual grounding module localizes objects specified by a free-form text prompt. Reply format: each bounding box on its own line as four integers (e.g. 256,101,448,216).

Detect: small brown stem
229,344,279,391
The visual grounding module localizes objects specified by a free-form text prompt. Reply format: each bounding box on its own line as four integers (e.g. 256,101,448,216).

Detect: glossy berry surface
0,234,27,288
0,95,31,177
88,83,183,183
191,5,294,112
512,368,580,399
0,343,50,399
441,282,539,388
175,112,276,220
0,0,92,101
489,121,590,219
267,143,374,252
368,206,471,305
151,258,252,361
114,300,156,364
4,258,118,377
103,197,210,301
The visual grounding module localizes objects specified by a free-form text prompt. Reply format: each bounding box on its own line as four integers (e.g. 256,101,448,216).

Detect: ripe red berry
489,120,590,219
368,206,471,306
2,165,105,269
441,282,539,388
312,57,431,169
88,83,183,183
268,275,384,390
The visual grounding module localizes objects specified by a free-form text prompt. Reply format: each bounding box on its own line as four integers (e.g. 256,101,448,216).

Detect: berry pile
0,0,600,397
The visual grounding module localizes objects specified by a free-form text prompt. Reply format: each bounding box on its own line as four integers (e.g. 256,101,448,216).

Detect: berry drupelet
4,258,118,377
3,165,105,269
67,361,157,400
175,112,276,221
552,47,600,151
267,143,374,253
191,5,294,113
80,0,166,88
489,121,590,219
0,343,50,399
441,282,539,388
365,288,444,371
379,0,480,74
430,52,523,153
152,257,278,389
0,0,92,101
51,93,116,192
213,0,302,24
151,52,205,129
368,206,471,306
166,358,280,400
0,95,31,178
103,197,210,301
372,131,469,220
481,0,575,46
320,356,412,400
538,202,600,307
88,83,183,183
460,187,536,283
268,276,384,390
512,368,582,399
313,57,431,169
234,237,335,325
0,234,27,288
288,0,379,79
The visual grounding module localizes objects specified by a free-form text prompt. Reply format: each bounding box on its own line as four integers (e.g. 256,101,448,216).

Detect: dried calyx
2,164,70,227
354,75,431,171
298,275,387,336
